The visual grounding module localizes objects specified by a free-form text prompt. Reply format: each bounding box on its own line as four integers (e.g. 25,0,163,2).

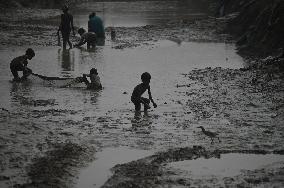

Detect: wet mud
102,147,284,188
0,1,284,188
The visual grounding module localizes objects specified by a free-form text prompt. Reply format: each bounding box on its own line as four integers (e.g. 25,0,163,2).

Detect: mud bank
221,0,284,57
102,146,284,188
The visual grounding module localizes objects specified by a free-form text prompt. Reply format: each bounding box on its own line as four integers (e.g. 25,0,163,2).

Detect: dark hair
78,28,86,35
141,72,151,81
62,5,68,11
90,68,98,75
26,48,35,57
89,12,96,19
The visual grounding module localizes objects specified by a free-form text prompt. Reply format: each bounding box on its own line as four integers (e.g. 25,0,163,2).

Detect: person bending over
131,72,157,111
10,48,35,82
81,68,102,90
74,28,97,49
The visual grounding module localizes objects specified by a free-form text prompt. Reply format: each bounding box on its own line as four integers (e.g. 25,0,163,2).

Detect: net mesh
29,73,84,88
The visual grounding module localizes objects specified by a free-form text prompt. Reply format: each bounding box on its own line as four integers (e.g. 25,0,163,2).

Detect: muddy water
0,1,248,187
166,153,284,187
168,153,284,177
72,0,209,28
76,146,153,188
0,41,242,117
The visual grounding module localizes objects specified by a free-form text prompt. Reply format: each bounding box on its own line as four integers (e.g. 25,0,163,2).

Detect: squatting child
81,68,102,90
10,48,35,82
74,28,97,49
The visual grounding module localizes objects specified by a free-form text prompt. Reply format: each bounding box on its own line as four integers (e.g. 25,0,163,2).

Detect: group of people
10,6,156,112
10,48,157,111
57,5,105,49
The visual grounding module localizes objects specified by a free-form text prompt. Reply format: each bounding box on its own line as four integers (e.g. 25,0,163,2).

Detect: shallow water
0,1,248,187
167,153,284,177
76,146,153,188
72,0,209,28
0,41,243,118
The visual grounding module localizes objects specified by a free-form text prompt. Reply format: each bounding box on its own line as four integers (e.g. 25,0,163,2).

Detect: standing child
81,68,102,90
131,72,157,111
58,5,75,49
10,48,35,82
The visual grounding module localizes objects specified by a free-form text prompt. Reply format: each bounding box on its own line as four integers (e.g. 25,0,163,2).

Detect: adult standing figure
58,5,75,49
88,12,105,45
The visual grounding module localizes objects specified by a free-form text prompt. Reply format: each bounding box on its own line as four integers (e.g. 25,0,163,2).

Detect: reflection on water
0,41,243,114
58,48,75,71
72,0,210,28
58,49,75,72
168,153,284,177
76,146,154,188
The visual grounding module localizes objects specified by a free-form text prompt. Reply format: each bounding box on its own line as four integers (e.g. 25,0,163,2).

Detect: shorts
131,97,150,111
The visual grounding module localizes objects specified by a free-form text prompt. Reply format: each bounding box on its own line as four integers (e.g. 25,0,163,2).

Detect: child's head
90,68,98,75
78,28,86,36
62,5,69,13
25,48,35,60
141,72,151,84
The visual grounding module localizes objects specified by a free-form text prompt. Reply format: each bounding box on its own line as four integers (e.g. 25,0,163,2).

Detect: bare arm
147,86,157,108
88,20,91,32
58,15,62,33
75,36,86,47
83,74,90,77
70,15,75,35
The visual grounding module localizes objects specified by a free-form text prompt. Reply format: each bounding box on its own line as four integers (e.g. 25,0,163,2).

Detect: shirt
88,16,105,38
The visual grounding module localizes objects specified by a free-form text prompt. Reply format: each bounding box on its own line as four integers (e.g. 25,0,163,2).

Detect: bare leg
68,40,73,49
62,37,67,49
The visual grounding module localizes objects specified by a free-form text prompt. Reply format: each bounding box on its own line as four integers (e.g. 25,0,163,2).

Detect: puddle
167,153,284,177
76,146,153,188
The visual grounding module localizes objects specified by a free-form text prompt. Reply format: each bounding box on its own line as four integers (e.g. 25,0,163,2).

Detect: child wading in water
58,5,75,49
10,48,35,82
81,68,102,90
74,28,97,49
131,72,157,111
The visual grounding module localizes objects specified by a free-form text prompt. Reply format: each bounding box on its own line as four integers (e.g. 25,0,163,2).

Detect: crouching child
74,28,97,49
81,68,102,90
10,48,35,82
131,72,157,111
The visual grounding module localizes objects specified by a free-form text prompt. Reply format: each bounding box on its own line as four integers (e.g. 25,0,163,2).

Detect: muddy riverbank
0,1,284,188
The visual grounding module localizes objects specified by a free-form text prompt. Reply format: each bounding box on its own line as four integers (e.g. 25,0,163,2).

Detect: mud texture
102,146,284,188
0,1,284,188
223,0,284,57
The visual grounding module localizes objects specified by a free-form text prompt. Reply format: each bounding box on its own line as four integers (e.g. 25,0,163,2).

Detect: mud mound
102,146,284,188
224,0,284,57
102,146,219,188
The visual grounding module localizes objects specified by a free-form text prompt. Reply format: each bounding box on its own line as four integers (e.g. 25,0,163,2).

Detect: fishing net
29,73,85,88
